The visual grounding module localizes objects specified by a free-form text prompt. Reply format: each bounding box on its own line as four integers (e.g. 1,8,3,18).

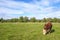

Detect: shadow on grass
46,29,55,35
50,29,55,33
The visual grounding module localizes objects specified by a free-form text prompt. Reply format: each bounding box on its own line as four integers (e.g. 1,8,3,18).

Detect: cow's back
44,22,52,30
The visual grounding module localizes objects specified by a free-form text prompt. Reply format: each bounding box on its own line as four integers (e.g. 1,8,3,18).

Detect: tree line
0,16,60,23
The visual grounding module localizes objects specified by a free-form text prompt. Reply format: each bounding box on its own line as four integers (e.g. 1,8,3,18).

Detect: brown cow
43,21,52,35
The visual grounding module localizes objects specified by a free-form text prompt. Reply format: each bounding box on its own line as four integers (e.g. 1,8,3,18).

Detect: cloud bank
0,0,60,19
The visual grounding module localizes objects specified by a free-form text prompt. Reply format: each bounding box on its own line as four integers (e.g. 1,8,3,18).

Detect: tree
36,19,41,22
23,16,29,22
10,18,18,22
52,18,57,22
0,18,3,23
46,18,52,22
19,16,24,22
30,17,36,22
42,18,46,22
56,18,60,23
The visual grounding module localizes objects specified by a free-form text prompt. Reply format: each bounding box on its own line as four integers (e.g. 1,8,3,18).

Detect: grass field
0,22,60,40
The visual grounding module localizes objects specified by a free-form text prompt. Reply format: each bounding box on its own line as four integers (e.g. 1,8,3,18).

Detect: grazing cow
43,21,52,35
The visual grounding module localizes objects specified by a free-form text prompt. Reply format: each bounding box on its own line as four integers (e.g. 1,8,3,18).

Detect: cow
43,21,52,35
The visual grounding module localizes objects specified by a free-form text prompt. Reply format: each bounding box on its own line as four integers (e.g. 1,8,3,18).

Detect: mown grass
0,22,60,40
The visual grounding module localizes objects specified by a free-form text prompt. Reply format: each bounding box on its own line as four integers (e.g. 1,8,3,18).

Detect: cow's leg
48,29,50,33
49,27,52,33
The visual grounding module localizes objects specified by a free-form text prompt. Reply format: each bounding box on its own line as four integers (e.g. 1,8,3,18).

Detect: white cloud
0,7,24,14
0,0,60,19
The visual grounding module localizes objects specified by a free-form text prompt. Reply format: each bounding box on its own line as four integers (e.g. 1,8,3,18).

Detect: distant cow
43,21,52,35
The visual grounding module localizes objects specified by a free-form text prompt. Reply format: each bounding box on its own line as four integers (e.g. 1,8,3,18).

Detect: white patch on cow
43,29,46,35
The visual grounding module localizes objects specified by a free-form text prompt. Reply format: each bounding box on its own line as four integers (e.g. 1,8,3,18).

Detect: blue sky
0,0,60,19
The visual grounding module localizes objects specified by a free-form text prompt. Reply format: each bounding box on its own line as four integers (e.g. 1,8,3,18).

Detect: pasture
0,22,60,40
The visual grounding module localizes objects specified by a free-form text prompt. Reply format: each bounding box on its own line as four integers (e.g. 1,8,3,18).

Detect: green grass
0,22,60,40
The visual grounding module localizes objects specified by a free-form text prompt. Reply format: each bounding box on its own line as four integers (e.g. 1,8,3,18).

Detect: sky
0,0,60,19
